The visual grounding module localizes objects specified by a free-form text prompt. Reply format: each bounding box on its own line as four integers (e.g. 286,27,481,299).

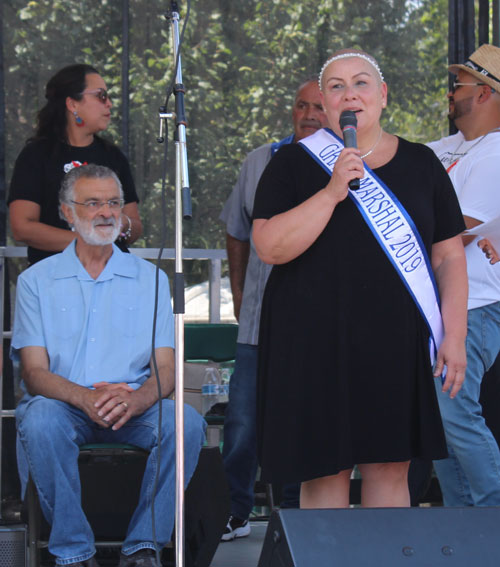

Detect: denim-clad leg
433,302,500,506
222,343,259,520
119,401,205,555
17,397,98,565
16,396,205,564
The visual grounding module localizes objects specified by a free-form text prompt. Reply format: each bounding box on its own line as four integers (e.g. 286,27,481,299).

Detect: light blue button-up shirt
12,242,174,390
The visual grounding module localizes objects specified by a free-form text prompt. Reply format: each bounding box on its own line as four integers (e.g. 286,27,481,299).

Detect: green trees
3,0,450,278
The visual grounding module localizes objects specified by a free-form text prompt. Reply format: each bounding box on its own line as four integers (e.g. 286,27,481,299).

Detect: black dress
253,137,465,484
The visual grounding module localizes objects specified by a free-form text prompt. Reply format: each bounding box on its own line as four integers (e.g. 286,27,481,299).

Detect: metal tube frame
165,6,190,567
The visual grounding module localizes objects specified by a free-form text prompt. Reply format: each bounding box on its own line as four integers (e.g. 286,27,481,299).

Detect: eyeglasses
80,88,110,103
451,80,485,94
70,199,124,210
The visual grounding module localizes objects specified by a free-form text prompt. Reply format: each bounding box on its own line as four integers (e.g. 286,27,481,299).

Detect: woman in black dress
9,64,142,264
253,49,468,508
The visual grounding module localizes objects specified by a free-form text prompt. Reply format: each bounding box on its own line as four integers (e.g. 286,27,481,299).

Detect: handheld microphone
339,110,360,190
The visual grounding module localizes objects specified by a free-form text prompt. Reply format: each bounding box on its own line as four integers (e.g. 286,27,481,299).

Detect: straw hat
449,44,500,92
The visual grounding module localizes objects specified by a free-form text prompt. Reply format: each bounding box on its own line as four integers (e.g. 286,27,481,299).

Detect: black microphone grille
339,110,357,130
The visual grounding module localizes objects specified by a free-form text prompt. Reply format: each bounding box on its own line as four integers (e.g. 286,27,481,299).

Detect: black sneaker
221,515,251,541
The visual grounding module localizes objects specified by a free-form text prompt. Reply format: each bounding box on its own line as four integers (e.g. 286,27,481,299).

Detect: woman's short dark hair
33,63,99,143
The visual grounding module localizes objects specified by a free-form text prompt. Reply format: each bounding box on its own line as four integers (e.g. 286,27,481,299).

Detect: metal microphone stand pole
159,3,192,567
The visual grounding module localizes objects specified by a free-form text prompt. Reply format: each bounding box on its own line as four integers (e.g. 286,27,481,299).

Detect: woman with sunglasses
9,63,142,264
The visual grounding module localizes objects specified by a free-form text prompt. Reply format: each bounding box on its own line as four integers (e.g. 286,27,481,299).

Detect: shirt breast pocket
51,295,85,339
111,293,147,338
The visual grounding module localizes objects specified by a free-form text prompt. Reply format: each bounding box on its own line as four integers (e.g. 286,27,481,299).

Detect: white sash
299,128,443,362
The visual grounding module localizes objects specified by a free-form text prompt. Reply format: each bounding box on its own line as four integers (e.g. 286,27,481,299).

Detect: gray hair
297,74,320,92
59,163,123,220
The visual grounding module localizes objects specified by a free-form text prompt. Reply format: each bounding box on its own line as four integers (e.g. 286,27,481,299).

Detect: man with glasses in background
428,44,500,507
12,164,206,567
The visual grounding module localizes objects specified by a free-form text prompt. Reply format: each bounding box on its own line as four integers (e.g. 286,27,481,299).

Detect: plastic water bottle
219,368,231,404
201,367,220,415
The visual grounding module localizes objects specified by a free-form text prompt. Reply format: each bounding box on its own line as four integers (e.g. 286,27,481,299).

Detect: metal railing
0,245,229,515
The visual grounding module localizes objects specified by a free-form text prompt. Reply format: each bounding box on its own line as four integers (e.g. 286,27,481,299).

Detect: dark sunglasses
80,88,110,103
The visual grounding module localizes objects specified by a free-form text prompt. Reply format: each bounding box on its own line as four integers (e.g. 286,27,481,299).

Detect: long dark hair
32,63,99,143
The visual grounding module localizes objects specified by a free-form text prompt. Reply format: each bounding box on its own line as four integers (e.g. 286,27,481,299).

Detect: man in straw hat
428,43,500,506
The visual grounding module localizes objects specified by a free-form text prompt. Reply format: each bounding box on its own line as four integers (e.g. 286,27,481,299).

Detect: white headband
319,53,385,90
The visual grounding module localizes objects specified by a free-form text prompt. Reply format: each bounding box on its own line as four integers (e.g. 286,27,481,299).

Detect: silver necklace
361,128,383,159
452,127,500,159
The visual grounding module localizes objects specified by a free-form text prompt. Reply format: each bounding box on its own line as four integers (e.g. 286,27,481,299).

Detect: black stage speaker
184,445,230,567
79,445,148,539
0,523,26,567
28,445,228,567
258,508,500,567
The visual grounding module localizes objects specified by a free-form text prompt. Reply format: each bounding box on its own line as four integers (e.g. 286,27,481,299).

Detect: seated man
12,164,206,567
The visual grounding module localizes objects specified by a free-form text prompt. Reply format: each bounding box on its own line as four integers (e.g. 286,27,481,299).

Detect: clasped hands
83,381,138,430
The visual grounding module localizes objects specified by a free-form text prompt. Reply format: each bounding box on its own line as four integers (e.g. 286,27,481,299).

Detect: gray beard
73,215,121,246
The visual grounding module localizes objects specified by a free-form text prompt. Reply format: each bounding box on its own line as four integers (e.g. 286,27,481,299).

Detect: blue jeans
222,343,260,520
433,302,500,506
222,343,299,519
16,396,205,565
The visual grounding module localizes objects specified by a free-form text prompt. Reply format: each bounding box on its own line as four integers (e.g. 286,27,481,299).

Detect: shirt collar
52,241,137,281
271,133,295,156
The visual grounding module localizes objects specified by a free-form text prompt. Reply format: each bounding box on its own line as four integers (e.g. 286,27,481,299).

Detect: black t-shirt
8,136,139,264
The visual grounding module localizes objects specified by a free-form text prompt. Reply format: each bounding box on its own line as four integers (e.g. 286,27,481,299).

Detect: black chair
25,443,149,567
25,443,230,567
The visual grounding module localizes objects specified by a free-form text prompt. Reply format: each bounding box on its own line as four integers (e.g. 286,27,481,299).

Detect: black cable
150,130,168,566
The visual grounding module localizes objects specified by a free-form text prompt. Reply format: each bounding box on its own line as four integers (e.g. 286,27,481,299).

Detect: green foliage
4,0,450,284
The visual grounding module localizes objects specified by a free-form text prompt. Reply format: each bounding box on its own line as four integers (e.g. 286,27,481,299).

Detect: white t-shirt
428,131,500,310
